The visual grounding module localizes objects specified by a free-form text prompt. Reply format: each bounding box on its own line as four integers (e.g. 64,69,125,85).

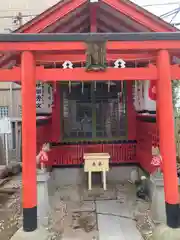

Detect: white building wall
0,83,21,118
0,0,59,32
0,0,60,119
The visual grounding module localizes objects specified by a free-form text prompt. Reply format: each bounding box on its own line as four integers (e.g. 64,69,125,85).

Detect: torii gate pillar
157,50,180,228
21,51,37,231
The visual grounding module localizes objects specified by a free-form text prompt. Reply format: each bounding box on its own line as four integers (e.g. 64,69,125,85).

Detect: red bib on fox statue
151,154,163,172
39,150,48,164
149,80,156,101
36,143,50,169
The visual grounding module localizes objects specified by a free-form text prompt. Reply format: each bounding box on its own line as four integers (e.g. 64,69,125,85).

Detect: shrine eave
1,32,180,42
14,0,176,34
0,0,177,68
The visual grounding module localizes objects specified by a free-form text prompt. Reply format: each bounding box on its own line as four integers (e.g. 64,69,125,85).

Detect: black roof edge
1,32,180,42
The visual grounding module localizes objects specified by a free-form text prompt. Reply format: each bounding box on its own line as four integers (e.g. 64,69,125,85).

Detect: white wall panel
0,0,60,32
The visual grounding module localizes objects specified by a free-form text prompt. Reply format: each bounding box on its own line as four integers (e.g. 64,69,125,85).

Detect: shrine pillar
157,50,179,228
51,82,61,142
21,51,37,231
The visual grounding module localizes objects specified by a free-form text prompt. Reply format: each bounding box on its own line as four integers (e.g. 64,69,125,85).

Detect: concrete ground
0,175,21,240
46,167,150,239
0,167,153,240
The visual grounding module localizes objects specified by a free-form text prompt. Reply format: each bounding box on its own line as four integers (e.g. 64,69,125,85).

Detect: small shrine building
0,0,179,233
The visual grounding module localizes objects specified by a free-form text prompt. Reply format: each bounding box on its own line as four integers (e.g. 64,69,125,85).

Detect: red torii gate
0,32,179,231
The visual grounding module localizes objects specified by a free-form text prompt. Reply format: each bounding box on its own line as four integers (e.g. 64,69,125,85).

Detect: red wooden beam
0,42,85,51
99,7,139,32
1,40,180,52
102,0,176,32
3,64,180,83
98,25,114,33
53,8,89,33
0,67,21,81
0,52,17,68
97,19,120,33
171,65,180,79
0,65,157,82
0,1,88,68
36,66,158,81
35,52,155,63
90,2,98,32
21,0,87,33
71,22,89,33
0,17,89,68
60,17,89,33
97,17,139,33
51,83,61,142
107,41,180,52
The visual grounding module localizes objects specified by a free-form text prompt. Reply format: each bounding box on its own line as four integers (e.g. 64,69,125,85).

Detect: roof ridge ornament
89,0,99,2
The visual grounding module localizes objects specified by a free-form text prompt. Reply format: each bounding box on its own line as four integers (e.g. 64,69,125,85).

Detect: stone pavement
0,175,21,240
152,224,180,240
47,178,146,240
3,168,152,240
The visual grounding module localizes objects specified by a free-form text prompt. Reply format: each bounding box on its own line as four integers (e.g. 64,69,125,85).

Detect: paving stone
67,201,95,213
10,227,48,240
97,214,142,240
81,185,116,201
5,171,153,240
51,185,81,203
152,224,180,240
61,211,98,240
96,199,131,219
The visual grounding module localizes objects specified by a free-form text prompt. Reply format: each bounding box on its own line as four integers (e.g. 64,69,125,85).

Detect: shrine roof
0,0,178,67
14,0,176,33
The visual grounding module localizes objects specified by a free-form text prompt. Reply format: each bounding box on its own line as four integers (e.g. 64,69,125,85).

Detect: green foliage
172,80,180,115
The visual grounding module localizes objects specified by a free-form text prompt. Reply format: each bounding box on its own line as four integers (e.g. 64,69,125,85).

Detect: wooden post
51,83,61,142
157,50,180,228
90,1,98,32
21,51,37,231
127,81,136,140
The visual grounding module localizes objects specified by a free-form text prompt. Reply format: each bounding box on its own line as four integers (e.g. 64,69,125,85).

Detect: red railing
48,142,137,166
36,118,136,166
36,117,159,171
136,118,159,173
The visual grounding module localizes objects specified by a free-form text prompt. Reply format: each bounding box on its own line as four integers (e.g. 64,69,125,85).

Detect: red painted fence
36,119,137,166
48,142,137,166
36,116,160,173
136,118,159,173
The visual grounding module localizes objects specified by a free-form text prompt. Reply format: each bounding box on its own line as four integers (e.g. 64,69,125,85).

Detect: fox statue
36,143,50,171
